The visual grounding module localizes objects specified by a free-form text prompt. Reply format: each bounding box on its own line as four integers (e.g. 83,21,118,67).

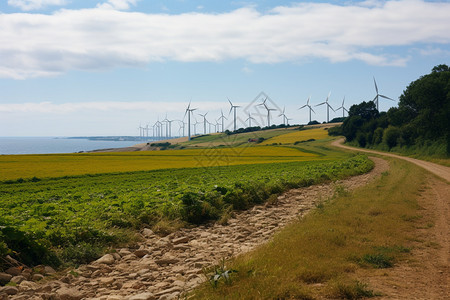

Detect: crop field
181,128,298,147
261,128,330,145
0,153,373,267
0,146,320,181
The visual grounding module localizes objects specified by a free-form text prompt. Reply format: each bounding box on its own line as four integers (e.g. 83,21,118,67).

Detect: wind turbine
163,116,173,138
278,106,288,126
228,98,240,131
138,124,143,140
184,102,197,141
218,109,227,132
298,96,315,124
336,97,349,118
372,77,394,111
245,113,256,128
198,112,208,134
315,92,335,123
258,97,276,127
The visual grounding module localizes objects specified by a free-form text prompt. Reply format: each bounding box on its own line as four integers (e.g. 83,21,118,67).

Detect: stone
5,267,21,276
155,257,179,265
19,280,39,290
129,292,156,300
134,249,149,258
37,284,53,293
107,296,125,300
99,277,115,285
96,254,115,265
10,275,26,284
56,287,85,300
0,286,18,295
155,286,182,297
142,228,154,238
112,253,121,260
44,266,56,274
172,236,189,244
0,273,12,284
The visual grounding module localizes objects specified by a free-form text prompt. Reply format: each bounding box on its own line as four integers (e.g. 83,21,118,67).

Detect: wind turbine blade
372,95,378,102
373,77,379,94
310,107,315,114
379,94,394,101
298,104,307,110
342,96,345,106
315,102,326,106
329,104,336,112
326,91,331,102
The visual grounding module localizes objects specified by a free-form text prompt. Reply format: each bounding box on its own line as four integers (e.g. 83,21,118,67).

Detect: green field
0,131,375,270
1,145,320,181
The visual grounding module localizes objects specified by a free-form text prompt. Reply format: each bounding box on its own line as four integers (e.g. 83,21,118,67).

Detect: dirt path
333,139,449,299
4,158,387,300
332,138,450,182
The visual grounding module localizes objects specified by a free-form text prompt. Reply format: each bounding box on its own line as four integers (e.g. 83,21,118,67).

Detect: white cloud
7,0,67,11
1,0,449,79
97,0,139,10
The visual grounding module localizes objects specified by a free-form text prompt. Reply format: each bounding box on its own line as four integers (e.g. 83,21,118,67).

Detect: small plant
204,259,237,288
361,253,393,268
330,280,378,299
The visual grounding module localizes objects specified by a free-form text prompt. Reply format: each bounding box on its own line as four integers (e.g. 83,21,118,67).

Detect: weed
329,280,378,299
204,259,238,288
360,253,393,268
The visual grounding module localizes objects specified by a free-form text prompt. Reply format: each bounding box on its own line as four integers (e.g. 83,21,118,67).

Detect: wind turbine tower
198,112,208,134
279,107,288,126
372,77,394,111
184,102,197,141
218,109,227,132
336,97,349,118
299,96,315,124
258,97,276,127
315,92,335,123
246,113,256,128
228,98,240,131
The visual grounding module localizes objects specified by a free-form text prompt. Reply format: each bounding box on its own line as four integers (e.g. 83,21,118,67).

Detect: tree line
330,65,450,157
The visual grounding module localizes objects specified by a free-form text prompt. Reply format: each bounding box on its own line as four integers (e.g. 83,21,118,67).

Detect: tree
398,64,450,153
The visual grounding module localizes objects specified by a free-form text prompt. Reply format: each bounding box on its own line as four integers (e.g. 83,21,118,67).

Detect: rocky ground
0,157,387,300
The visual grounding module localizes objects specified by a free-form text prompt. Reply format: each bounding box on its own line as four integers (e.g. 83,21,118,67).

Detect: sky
0,0,449,137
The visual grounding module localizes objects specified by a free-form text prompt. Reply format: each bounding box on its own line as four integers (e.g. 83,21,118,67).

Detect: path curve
332,138,450,182
333,138,449,299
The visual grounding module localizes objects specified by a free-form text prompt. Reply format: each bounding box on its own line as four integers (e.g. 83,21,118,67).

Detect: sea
0,137,147,155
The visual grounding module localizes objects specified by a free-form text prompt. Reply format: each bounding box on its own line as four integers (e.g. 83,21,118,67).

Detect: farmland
0,131,374,268
0,145,319,181
261,127,330,145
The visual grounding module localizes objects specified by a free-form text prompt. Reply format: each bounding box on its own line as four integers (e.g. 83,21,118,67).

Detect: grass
260,128,330,145
181,127,299,147
192,157,428,299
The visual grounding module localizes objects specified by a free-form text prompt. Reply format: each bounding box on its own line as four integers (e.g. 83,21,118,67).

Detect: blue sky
0,0,449,136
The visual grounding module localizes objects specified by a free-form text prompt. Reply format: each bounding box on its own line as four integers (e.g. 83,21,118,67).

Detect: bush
383,126,401,149
356,132,367,147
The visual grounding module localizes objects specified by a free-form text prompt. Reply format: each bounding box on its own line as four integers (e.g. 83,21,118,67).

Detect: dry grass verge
192,158,428,299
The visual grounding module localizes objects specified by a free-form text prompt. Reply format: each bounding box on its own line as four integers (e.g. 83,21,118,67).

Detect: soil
333,139,449,299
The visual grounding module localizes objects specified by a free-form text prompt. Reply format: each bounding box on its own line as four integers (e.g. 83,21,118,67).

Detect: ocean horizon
0,137,150,155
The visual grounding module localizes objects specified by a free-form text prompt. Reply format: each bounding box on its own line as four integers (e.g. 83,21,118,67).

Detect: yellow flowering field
0,146,320,181
261,128,329,145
